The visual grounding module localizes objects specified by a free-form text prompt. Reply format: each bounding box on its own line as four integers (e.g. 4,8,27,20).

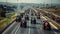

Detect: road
2,8,58,34
2,9,60,34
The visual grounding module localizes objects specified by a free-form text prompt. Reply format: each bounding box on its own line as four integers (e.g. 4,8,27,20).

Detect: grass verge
0,13,17,30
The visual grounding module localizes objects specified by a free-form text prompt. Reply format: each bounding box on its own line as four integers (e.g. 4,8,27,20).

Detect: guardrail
0,18,16,34
41,9,60,24
40,10,60,29
34,8,60,29
44,16,60,29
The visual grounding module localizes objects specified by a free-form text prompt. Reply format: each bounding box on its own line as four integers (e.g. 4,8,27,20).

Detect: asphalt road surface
10,9,55,34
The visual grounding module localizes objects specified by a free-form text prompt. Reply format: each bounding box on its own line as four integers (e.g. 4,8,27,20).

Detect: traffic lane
29,18,43,34
26,9,55,34
26,16,42,34
28,11,42,34
16,27,29,34
13,20,30,34
30,27,40,34
36,15,55,34
36,19,43,24
2,21,19,34
43,30,55,34
11,22,29,34
17,21,29,34
14,10,55,34
41,15,59,34
10,22,20,34
36,9,60,34
30,24,42,34
39,14,56,34
27,8,56,34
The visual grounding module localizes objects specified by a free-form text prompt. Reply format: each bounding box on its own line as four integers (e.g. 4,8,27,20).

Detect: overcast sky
0,0,60,4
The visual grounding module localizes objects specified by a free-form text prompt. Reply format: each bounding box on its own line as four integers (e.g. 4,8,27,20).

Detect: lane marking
2,22,16,34
28,11,31,34
28,18,30,34
15,24,20,34
29,27,30,34
11,23,19,34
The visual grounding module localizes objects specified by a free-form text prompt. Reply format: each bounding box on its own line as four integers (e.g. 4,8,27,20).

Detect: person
43,21,51,31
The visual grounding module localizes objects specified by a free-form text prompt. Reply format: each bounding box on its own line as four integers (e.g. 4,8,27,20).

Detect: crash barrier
44,16,60,29
40,11,60,29
0,18,16,34
40,10,60,24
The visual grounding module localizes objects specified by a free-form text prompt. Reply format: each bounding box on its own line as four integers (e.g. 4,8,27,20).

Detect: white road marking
2,22,16,34
15,24,20,34
28,26,30,34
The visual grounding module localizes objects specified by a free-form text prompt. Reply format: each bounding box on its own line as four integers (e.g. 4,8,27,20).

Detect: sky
0,0,60,4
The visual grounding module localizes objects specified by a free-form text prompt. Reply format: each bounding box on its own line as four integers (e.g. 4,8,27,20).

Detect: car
36,14,40,19
43,21,51,31
31,13,34,16
20,20,27,28
25,15,29,20
16,16,22,22
37,14,40,19
20,13,24,17
31,17,36,24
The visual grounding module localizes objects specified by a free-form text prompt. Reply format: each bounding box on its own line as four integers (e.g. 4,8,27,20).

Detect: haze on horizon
0,0,60,4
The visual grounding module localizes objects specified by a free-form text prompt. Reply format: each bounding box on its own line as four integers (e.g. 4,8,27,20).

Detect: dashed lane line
15,24,20,34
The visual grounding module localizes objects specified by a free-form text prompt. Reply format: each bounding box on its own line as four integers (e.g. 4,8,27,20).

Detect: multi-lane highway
10,8,55,34
2,8,59,34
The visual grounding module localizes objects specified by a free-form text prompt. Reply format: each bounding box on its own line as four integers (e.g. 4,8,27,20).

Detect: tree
0,5,6,17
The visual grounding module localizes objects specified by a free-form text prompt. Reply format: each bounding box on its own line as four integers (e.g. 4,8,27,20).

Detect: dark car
37,16,40,19
20,20,27,28
31,13,34,16
31,17,36,24
20,13,24,17
25,15,29,20
37,14,40,19
43,21,51,31
16,16,22,22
